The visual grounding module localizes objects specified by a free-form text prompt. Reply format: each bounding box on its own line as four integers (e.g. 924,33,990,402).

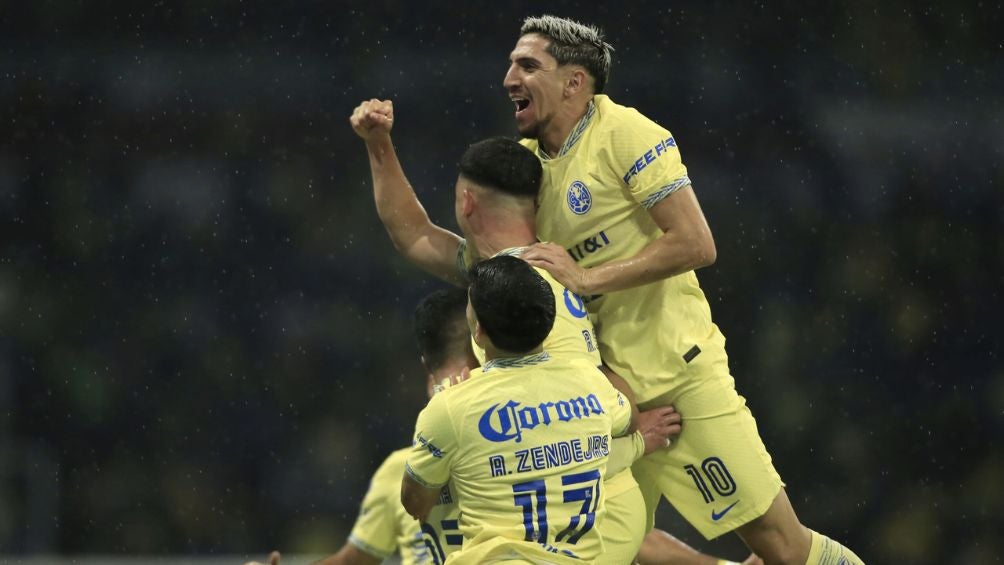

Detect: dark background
2,1,1001,563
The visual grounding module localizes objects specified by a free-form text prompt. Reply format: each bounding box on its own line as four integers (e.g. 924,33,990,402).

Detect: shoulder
567,356,607,376
382,446,413,468
530,264,563,291
373,447,411,480
426,370,486,416
536,355,599,377
595,95,666,135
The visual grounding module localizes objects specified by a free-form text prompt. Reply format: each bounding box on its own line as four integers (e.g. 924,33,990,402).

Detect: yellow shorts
601,481,647,564
445,539,580,565
632,340,784,540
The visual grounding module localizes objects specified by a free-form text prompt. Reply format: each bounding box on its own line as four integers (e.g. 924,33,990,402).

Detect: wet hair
520,15,614,93
468,255,555,353
459,137,542,199
413,288,472,372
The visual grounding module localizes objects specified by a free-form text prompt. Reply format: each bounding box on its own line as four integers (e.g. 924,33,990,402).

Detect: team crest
566,180,592,215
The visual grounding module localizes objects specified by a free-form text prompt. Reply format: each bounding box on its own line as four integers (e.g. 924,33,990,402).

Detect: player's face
503,34,569,139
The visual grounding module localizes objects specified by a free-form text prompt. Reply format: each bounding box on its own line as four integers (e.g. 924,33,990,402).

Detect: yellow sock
805,529,865,565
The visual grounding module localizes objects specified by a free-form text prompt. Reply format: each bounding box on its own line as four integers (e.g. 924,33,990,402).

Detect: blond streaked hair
520,15,614,93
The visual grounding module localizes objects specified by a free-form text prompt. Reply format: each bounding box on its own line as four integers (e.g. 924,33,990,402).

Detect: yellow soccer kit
457,243,600,368
349,447,462,564
406,353,632,564
457,243,646,563
523,94,784,539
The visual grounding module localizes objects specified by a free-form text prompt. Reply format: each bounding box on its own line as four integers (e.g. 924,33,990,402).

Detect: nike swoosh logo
711,500,740,521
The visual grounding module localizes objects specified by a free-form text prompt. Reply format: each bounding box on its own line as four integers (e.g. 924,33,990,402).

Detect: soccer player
504,15,864,565
349,101,759,565
244,286,737,565
349,110,655,562
244,288,474,565
402,255,635,563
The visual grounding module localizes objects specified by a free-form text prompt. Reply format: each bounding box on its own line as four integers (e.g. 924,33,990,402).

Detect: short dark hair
459,137,542,198
521,15,614,94
413,288,471,372
468,255,555,353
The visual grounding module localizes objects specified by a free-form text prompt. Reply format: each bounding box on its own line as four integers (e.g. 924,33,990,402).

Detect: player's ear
461,188,476,216
471,319,487,348
564,68,587,97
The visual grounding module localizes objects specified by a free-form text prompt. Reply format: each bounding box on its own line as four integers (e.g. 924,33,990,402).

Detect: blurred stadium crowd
1,1,1001,563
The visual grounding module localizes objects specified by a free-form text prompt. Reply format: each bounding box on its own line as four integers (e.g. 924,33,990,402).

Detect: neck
468,214,538,261
540,96,592,156
483,344,543,362
432,358,474,381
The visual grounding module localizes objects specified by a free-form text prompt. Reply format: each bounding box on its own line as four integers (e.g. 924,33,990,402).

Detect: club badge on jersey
566,180,592,215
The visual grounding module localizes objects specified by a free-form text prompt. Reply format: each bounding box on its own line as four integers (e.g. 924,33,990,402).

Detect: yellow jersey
457,243,636,499
349,447,461,564
457,243,600,368
524,94,725,404
406,353,632,563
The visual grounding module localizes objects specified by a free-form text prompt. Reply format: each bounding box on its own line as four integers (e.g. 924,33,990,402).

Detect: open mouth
513,98,530,114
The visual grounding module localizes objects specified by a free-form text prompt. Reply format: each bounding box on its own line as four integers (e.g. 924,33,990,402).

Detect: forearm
364,135,463,283
365,135,435,252
582,229,713,295
574,185,716,295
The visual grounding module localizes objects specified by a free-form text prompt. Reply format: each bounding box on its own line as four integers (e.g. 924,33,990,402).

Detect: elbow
701,238,717,268
388,236,412,257
692,234,716,269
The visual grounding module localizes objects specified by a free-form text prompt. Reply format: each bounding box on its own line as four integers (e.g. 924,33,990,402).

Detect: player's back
409,353,631,563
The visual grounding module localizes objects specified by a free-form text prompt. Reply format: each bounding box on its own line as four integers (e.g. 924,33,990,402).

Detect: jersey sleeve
406,392,457,489
610,111,691,210
347,452,406,559
609,388,632,438
606,431,645,476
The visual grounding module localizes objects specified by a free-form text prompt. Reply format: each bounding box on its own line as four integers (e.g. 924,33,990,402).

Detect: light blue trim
483,351,551,372
640,176,692,209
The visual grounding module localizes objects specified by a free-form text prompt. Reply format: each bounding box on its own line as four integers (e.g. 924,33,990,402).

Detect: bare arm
523,185,716,296
401,472,441,523
349,99,465,285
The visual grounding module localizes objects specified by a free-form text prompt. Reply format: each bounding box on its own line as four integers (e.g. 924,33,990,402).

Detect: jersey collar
494,246,529,258
483,351,551,372
538,99,596,161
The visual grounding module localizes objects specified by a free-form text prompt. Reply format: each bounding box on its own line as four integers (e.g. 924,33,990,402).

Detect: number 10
684,456,737,504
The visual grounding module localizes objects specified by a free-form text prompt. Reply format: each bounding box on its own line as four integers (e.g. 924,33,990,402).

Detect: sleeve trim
640,176,691,210
347,534,395,559
405,462,446,490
